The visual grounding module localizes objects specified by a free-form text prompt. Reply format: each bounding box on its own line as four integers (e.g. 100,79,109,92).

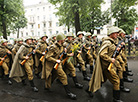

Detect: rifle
20,45,39,66
54,44,70,70
77,43,85,57
107,42,122,71
0,54,7,66
87,43,94,55
40,42,52,61
40,48,48,61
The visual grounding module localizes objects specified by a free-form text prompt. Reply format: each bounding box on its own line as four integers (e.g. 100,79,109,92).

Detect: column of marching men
0,26,133,102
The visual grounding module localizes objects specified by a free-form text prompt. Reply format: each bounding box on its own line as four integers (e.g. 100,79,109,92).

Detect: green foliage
0,0,25,39
112,0,138,34
49,0,110,34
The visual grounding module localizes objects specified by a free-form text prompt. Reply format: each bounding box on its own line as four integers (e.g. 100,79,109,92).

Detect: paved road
0,59,138,102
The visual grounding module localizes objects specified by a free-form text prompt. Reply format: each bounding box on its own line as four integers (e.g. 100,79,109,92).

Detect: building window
21,32,23,37
31,9,33,11
49,30,52,35
25,10,27,13
56,22,59,27
33,17,34,22
97,30,100,34
44,32,46,34
49,6,51,10
38,32,40,36
26,26,28,29
30,17,32,21
37,16,39,20
64,31,67,34
43,7,45,11
26,32,28,36
32,32,34,36
31,24,33,28
56,31,59,34
49,14,52,20
37,8,39,10
43,15,45,20
49,21,52,27
38,24,40,28
44,23,46,28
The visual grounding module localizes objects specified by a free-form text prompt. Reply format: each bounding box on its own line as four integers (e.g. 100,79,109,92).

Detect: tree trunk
17,28,20,38
1,1,7,39
74,10,81,35
2,18,7,39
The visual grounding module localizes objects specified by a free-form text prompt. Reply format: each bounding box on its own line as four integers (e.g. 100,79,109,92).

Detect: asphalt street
0,59,138,102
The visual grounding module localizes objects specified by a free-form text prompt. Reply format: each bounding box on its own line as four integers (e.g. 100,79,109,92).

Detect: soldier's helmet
92,34,97,37
18,38,23,42
77,31,84,36
56,33,66,41
25,36,33,42
51,34,57,38
119,28,126,34
85,32,92,37
107,26,120,36
0,39,8,44
66,32,74,37
41,34,48,39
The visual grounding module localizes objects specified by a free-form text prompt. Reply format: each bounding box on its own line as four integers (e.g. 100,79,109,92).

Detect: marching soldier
83,32,96,74
88,26,123,102
92,34,99,55
35,35,48,78
118,30,133,82
0,39,12,85
48,34,57,45
41,33,77,100
63,32,83,89
12,38,23,56
73,31,90,81
10,37,38,92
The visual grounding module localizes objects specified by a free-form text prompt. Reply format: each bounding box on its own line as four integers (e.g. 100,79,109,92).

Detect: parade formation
0,26,134,102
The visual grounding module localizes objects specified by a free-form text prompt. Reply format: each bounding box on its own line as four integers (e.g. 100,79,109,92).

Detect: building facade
10,0,74,39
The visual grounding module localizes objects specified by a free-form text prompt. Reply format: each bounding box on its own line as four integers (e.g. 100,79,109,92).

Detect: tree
0,0,25,39
112,0,138,34
48,0,108,35
13,15,27,38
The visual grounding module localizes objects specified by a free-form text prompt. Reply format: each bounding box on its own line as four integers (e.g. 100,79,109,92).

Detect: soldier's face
93,36,96,40
18,41,23,44
88,36,91,38
42,36,47,41
67,36,73,40
78,34,83,38
2,42,7,46
53,37,56,40
27,39,32,44
111,33,117,39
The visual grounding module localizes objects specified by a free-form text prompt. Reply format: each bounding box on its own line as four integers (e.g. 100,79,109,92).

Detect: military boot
29,80,38,92
90,66,94,74
85,86,94,97
35,73,41,79
125,66,133,76
123,72,133,83
22,79,27,86
82,71,90,81
113,90,123,102
72,76,83,89
5,75,12,85
64,85,77,100
120,79,130,93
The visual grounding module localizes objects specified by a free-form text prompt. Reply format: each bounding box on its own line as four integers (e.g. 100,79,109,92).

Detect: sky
23,0,42,6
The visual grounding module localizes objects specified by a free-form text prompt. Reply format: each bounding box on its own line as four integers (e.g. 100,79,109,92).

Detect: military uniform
0,39,12,85
41,33,76,100
73,31,90,81
10,37,38,92
88,27,123,102
35,36,48,78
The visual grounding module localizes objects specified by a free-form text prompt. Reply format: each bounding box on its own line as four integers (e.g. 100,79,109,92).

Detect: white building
10,0,75,39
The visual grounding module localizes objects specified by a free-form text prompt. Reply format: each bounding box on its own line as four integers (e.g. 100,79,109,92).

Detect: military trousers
24,62,33,80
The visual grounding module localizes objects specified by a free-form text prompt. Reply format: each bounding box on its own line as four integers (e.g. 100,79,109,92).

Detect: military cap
85,32,92,37
56,33,66,41
92,34,97,37
77,31,84,36
107,26,120,36
66,32,74,37
0,39,8,44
